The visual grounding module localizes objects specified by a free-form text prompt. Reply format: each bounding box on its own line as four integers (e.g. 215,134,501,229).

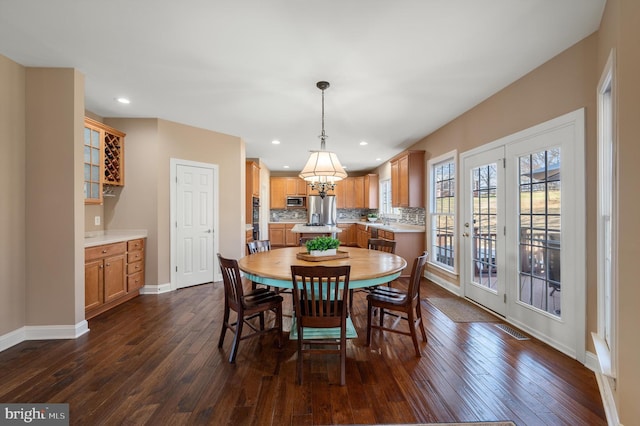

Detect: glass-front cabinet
83,118,126,204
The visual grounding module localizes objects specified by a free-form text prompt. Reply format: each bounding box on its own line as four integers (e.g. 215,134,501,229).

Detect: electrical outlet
94,216,101,226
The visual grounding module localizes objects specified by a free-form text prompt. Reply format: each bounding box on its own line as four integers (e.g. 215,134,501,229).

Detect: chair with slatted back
349,238,397,308
246,240,272,290
290,265,351,385
247,239,271,254
366,251,428,357
217,253,283,363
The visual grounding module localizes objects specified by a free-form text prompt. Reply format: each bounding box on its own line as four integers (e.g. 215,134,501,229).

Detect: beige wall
598,0,640,422
0,55,26,335
25,67,85,325
403,33,598,295
103,118,245,287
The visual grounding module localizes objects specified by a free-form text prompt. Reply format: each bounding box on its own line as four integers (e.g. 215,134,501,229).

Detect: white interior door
176,163,214,289
461,146,506,315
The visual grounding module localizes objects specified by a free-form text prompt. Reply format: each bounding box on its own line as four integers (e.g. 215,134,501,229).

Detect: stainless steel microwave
286,196,305,207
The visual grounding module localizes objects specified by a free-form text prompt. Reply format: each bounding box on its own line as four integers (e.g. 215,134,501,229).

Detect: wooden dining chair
246,239,272,290
349,238,397,308
246,239,271,254
366,251,428,357
217,253,283,363
290,265,351,385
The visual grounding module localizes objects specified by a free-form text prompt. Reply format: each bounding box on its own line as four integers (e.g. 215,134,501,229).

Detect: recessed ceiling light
272,140,281,145
283,165,290,169
376,158,381,161
359,141,368,146
116,97,130,104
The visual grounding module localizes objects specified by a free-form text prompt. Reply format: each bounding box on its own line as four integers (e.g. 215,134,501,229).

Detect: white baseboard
585,350,599,373
0,327,26,353
139,282,172,294
0,321,89,353
594,369,621,426
424,270,461,296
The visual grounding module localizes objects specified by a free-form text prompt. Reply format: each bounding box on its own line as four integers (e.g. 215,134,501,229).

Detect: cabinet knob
102,249,107,253
106,263,110,267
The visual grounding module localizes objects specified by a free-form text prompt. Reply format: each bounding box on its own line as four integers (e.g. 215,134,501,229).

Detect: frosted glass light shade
299,151,347,182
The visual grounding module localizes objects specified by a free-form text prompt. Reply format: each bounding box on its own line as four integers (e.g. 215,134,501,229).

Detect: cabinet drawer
128,271,145,292
85,242,126,261
127,250,145,263
127,238,145,252
127,260,144,275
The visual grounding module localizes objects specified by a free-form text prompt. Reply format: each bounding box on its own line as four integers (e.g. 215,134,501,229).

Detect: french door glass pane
518,148,562,317
472,163,497,291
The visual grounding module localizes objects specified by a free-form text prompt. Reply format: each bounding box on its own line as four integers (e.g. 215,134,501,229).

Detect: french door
462,147,506,315
460,110,585,360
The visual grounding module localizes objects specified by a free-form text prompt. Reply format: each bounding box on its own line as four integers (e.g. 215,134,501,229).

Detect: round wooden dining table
237,246,407,289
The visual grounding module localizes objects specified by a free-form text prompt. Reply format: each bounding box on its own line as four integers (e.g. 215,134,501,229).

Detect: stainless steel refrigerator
306,195,337,226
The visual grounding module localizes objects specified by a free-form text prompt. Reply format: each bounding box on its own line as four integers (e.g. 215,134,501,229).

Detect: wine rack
104,129,124,186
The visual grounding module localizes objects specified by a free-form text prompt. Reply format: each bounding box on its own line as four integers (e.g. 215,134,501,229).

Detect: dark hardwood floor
0,278,606,425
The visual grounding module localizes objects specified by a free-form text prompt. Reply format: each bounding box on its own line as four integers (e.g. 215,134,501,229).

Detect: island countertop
290,224,342,234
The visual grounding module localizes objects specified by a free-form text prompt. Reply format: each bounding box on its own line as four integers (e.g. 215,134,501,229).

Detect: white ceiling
0,0,605,174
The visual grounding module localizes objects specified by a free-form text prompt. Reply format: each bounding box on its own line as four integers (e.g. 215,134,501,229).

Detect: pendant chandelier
299,81,347,198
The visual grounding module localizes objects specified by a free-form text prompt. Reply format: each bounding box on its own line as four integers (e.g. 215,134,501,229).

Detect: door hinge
503,157,506,168
176,266,178,272
504,225,506,236
504,294,507,303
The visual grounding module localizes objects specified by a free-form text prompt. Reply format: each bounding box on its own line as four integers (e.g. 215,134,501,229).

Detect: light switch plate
94,216,101,226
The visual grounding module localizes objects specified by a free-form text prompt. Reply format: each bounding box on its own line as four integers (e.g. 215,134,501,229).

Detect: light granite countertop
84,229,148,248
291,224,343,234
360,222,425,233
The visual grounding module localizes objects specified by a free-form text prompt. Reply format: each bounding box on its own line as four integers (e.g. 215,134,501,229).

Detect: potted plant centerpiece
367,213,378,222
305,236,341,257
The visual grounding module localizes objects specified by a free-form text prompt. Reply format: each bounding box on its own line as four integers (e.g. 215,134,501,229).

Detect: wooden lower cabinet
85,238,146,319
356,224,371,248
285,224,298,246
126,238,145,293
269,223,285,246
84,258,105,312
336,223,357,247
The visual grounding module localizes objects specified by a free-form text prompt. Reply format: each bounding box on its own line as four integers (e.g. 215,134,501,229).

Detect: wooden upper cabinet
390,150,424,208
364,174,379,209
351,177,365,209
246,161,260,224
335,175,378,209
284,177,307,196
270,177,287,209
84,117,126,205
246,161,260,198
270,177,307,208
391,160,400,207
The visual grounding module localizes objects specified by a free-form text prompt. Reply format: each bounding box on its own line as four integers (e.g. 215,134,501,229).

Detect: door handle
463,232,470,237
205,229,212,233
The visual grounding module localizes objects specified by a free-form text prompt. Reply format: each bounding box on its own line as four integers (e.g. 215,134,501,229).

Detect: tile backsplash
270,207,425,225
